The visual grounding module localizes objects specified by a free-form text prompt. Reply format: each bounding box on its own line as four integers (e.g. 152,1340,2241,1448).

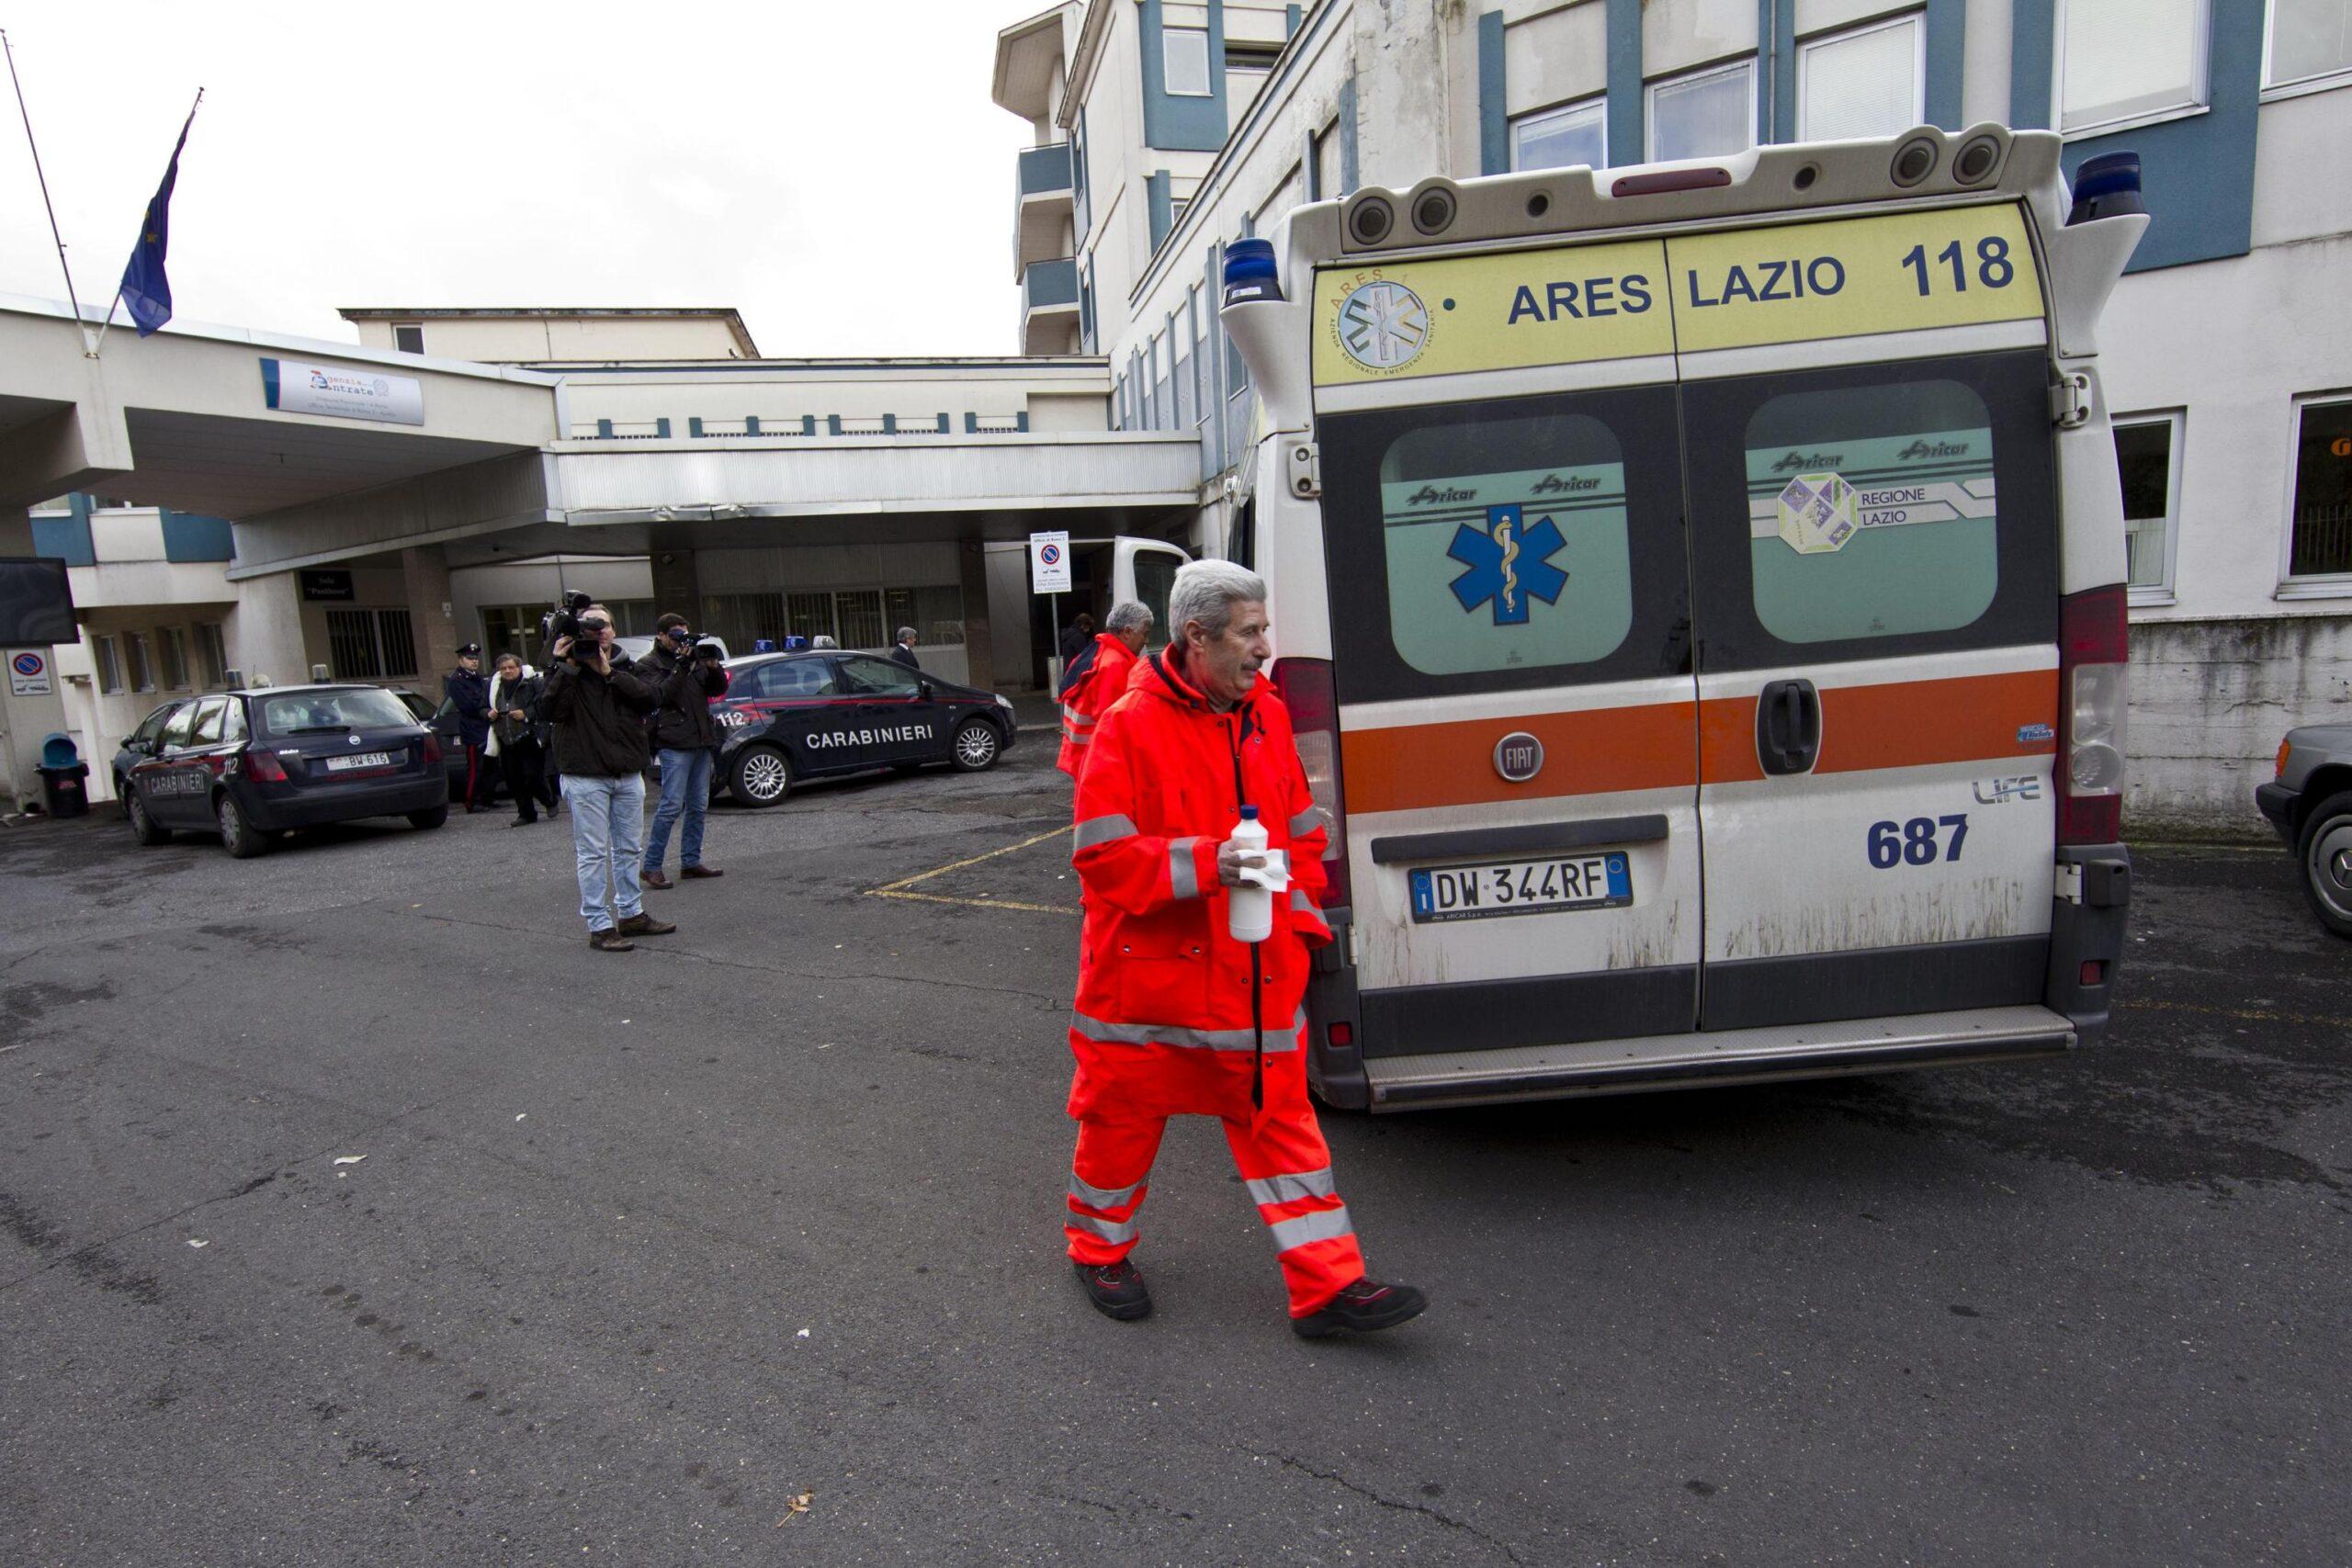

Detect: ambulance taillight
1271,657,1349,909
2056,583,2129,845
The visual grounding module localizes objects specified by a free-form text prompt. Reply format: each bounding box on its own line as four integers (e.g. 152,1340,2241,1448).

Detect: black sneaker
1292,1278,1426,1339
588,929,634,953
1073,1259,1151,1321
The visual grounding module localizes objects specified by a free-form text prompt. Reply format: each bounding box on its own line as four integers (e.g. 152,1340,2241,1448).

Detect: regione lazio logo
1449,503,1568,626
1336,279,1430,370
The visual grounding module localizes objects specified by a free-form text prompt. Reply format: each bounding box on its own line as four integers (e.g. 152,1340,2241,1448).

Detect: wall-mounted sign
9,649,52,696
299,569,355,602
1029,531,1071,594
262,356,425,426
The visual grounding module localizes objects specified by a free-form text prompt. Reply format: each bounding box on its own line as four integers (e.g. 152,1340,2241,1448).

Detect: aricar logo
1449,503,1568,626
1335,278,1430,371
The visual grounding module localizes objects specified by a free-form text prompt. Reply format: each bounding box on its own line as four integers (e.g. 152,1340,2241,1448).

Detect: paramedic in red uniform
1056,599,1154,778
1063,560,1426,1337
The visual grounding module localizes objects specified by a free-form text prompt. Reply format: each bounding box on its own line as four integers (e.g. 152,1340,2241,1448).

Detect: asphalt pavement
2,748,2346,1565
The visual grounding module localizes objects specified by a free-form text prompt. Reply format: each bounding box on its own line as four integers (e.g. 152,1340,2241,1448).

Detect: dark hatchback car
713,650,1017,806
124,684,450,857
110,697,193,813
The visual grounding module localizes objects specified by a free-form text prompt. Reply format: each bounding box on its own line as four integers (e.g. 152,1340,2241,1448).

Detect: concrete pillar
957,540,995,694
0,504,69,810
1351,0,1457,188
650,547,702,624
401,546,461,675
228,570,308,689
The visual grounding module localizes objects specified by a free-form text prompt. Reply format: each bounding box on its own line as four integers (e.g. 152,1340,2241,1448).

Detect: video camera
542,591,594,649
661,624,726,663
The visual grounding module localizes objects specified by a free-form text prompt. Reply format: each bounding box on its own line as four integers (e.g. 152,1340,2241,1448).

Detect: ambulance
1217,126,2140,1111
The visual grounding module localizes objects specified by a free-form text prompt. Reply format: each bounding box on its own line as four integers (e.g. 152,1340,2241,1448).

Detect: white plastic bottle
1227,806,1272,943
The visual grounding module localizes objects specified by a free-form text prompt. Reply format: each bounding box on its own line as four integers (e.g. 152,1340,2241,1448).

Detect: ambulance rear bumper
1359,1004,2074,1111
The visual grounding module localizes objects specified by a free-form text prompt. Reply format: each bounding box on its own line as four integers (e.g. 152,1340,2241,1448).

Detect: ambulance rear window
1374,411,1634,677
1738,378,1999,645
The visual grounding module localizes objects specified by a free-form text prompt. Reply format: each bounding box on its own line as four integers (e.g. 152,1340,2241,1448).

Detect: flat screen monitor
0,558,78,646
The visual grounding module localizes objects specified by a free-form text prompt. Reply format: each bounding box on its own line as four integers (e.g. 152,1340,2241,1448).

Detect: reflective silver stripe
1073,813,1139,851
1244,1168,1336,1207
1289,889,1319,914
1287,807,1326,838
1169,836,1203,899
1071,1009,1306,1053
1067,1210,1138,1245
1268,1205,1354,1252
1069,1172,1143,1210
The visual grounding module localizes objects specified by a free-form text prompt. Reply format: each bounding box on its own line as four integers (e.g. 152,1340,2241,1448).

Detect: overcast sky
0,1,1047,356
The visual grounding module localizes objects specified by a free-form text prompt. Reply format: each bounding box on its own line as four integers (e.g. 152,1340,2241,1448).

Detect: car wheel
2295,788,2352,940
408,806,449,830
729,743,792,807
217,792,274,859
127,790,171,846
950,719,1001,773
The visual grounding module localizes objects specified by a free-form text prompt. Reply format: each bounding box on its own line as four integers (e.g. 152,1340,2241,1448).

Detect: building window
323,607,418,681
94,635,122,694
1512,96,1608,173
125,632,154,693
2285,394,2352,582
1800,15,1925,141
2114,413,2182,602
1647,58,1757,163
2267,0,2352,93
883,585,967,646
158,626,189,690
2057,0,2210,133
393,323,424,354
1165,28,1212,96
1227,39,1281,111
195,622,227,687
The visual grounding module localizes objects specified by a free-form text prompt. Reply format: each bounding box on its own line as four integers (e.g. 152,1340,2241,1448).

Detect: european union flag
119,103,198,337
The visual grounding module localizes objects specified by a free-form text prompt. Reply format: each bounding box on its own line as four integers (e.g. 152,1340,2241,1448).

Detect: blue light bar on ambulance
1223,238,1283,306
2067,152,2143,225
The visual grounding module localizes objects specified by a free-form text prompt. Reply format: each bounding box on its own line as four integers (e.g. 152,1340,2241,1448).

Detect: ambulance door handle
1755,678,1821,776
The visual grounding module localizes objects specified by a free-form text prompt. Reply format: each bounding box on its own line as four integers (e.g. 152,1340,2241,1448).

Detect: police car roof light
1223,238,1283,306
1611,167,1732,197
2066,152,2143,225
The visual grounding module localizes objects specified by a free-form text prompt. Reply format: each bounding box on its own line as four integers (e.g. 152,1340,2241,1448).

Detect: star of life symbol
1775,472,1858,555
1337,279,1430,370
1448,503,1568,626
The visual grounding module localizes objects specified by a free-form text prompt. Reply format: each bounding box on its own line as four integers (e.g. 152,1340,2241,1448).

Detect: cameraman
542,607,676,953
640,612,729,889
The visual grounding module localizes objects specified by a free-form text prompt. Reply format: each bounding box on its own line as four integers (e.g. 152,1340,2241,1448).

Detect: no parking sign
9,650,51,696
1029,531,1071,594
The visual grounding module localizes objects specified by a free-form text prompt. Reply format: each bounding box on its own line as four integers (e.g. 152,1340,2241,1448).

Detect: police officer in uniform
443,643,494,814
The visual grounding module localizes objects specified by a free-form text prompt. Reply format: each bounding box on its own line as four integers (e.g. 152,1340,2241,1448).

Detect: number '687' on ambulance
1218,126,2142,1112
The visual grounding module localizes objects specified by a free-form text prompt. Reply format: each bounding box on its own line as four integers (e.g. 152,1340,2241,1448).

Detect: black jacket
542,654,655,777
889,641,921,670
488,671,547,749
444,667,492,748
645,643,729,751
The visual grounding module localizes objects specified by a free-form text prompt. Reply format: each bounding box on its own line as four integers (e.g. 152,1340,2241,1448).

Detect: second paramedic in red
1063,559,1425,1337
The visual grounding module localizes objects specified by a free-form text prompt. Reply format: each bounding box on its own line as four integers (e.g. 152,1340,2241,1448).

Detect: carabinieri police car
713,649,1018,807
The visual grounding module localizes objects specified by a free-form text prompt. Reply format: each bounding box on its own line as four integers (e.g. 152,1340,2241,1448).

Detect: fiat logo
1494,732,1544,783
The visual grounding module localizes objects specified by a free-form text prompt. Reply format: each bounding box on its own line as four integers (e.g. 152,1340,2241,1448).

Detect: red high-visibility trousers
1064,1103,1366,1318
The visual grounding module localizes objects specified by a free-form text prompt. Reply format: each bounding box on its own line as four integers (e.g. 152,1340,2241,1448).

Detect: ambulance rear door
1668,206,2063,1030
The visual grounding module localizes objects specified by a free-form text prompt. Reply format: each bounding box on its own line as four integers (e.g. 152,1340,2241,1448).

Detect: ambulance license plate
325,751,393,773
1408,852,1632,923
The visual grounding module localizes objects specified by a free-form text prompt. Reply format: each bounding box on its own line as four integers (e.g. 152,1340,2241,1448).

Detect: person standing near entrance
544,610,674,953
641,614,729,890
487,652,557,826
1061,561,1424,1337
889,626,922,670
444,644,495,813
1056,599,1152,779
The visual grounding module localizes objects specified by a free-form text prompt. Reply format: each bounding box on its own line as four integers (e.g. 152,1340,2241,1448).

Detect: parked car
393,688,507,805
124,684,449,857
711,649,1016,806
109,698,193,815
2256,724,2352,938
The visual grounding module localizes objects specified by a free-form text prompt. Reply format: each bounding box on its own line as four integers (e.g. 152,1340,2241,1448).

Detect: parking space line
864,822,1080,916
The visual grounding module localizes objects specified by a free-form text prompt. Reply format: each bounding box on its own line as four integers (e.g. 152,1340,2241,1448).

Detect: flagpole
92,86,201,358
0,27,95,355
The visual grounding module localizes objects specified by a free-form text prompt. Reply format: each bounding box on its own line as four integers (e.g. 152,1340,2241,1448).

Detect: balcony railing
1023,256,1080,315
565,410,1035,441
1017,141,1073,198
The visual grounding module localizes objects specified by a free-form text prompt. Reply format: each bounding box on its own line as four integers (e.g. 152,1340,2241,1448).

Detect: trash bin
35,732,89,819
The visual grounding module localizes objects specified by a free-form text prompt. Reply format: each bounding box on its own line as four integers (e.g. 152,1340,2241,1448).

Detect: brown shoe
640,869,673,890
617,912,676,937
589,929,635,953
681,864,724,880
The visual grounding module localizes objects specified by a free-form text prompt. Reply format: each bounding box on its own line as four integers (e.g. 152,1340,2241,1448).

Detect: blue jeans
644,747,714,874
563,773,645,933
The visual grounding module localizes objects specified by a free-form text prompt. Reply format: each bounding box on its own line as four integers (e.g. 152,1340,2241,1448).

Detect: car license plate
1408,852,1632,923
325,750,393,773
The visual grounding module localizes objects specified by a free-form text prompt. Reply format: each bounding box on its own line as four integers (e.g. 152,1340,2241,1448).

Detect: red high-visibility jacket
1057,632,1140,778
1068,650,1333,1122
